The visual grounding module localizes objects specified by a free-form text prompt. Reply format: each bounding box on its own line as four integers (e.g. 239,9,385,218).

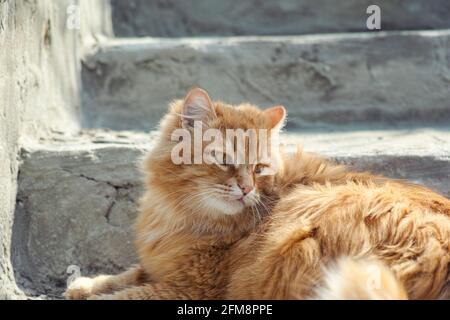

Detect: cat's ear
181,88,216,129
264,105,286,130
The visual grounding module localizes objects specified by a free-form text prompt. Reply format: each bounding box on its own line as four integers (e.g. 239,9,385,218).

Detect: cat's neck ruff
140,186,259,244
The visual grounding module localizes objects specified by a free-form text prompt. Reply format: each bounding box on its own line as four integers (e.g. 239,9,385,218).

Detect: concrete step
111,0,450,37
81,30,450,131
13,128,450,296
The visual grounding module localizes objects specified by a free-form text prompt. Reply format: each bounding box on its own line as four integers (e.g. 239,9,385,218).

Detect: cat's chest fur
136,225,235,298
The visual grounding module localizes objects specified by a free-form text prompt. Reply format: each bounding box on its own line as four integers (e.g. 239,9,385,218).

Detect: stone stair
110,0,450,37
81,31,450,131
12,1,450,298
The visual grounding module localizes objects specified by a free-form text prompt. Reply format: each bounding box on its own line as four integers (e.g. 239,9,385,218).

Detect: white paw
64,277,95,300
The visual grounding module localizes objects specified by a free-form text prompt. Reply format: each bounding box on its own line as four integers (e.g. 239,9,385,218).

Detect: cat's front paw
64,277,95,300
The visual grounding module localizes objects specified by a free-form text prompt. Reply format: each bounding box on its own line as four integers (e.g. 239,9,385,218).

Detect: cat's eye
209,150,222,164
209,150,234,168
255,164,268,174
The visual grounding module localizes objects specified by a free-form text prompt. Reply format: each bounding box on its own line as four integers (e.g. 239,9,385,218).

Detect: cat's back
274,177,449,224
251,178,450,299
268,179,450,253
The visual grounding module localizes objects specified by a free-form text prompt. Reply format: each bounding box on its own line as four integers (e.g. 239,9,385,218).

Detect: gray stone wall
81,31,450,131
111,0,450,37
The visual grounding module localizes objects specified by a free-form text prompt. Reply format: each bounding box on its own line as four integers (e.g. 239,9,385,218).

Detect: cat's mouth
201,185,258,215
226,194,257,210
203,194,251,216
231,197,245,206
225,194,250,204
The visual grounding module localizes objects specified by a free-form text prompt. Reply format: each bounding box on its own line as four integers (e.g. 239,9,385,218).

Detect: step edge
91,29,450,51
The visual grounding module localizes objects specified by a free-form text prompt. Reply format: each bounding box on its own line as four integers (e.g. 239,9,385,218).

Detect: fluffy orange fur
65,88,450,300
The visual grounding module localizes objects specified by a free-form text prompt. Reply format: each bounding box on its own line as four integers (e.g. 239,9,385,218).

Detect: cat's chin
203,197,246,216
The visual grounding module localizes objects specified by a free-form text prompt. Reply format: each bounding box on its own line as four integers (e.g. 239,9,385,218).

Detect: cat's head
147,88,286,218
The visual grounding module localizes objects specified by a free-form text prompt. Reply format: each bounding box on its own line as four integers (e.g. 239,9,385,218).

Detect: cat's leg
65,265,148,300
88,282,194,300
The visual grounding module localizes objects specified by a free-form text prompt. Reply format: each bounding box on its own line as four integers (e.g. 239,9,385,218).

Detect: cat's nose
238,184,254,195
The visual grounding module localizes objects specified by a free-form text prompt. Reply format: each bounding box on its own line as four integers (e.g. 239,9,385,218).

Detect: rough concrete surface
0,0,82,299
13,128,450,297
82,31,450,131
13,131,154,298
0,0,112,299
111,0,450,37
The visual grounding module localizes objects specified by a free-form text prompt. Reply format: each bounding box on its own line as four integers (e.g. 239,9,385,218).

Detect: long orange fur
65,88,450,300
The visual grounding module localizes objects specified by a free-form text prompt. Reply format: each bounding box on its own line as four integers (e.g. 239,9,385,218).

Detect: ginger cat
65,88,450,300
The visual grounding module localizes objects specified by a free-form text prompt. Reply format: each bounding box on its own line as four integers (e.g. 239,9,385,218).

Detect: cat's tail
314,257,408,300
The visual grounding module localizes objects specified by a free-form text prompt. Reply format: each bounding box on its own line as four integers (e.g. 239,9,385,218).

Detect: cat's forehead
214,103,270,130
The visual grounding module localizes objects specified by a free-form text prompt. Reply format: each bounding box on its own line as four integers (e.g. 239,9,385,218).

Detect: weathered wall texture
13,132,149,297
82,31,450,131
0,0,111,299
111,0,450,37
